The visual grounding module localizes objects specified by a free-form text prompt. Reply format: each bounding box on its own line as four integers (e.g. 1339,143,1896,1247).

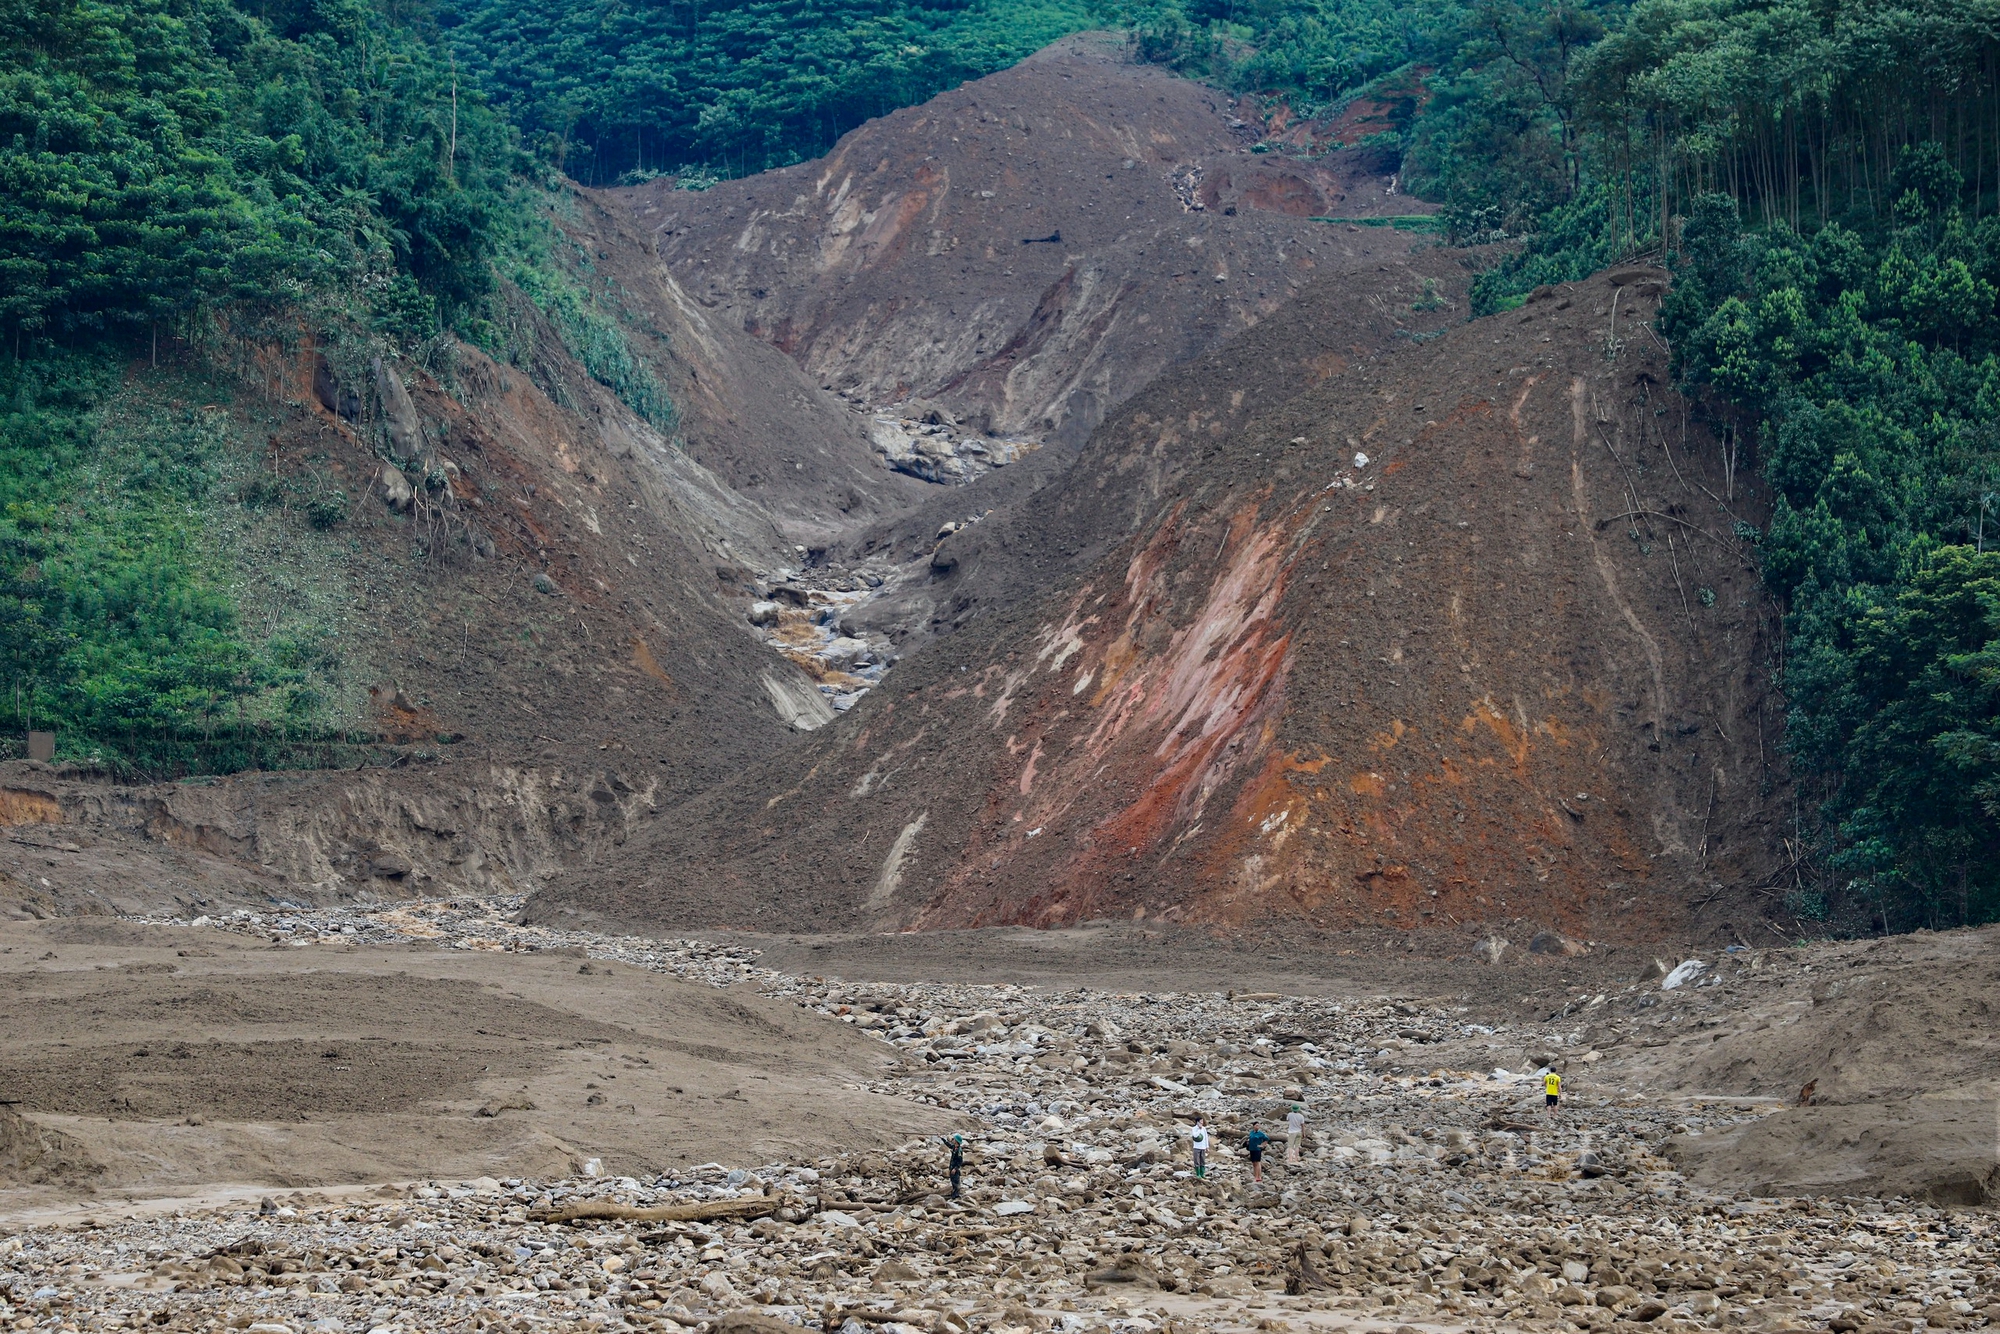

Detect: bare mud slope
616,35,1465,456
841,243,1490,645
540,267,1790,942
549,189,936,546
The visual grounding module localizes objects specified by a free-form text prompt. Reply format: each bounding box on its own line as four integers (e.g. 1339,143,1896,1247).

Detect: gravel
6,898,1994,1334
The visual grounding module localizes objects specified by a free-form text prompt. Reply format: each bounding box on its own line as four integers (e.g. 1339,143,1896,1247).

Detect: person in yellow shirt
1543,1068,1562,1112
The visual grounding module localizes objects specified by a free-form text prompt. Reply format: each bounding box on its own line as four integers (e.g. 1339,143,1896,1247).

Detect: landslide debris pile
625,37,1448,455
9,902,1996,1334
556,266,1785,944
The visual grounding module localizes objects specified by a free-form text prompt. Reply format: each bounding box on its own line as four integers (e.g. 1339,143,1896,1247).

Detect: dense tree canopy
0,0,516,343
435,0,1101,184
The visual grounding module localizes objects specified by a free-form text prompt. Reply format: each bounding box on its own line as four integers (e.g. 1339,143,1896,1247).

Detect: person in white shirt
1189,1115,1210,1179
1285,1104,1306,1164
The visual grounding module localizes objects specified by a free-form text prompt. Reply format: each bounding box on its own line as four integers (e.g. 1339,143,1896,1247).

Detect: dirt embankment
0,757,675,919
538,266,1790,946
1416,923,2000,1204
1646,927,2000,1203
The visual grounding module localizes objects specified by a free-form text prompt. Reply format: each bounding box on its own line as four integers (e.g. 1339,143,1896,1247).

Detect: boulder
822,637,871,670
374,357,423,459
714,1311,800,1334
1660,959,1707,990
313,357,361,420
376,463,414,512
0,1106,100,1184
761,669,836,731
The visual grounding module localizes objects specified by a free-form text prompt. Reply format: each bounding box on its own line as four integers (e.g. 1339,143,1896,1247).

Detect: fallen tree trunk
533,1195,782,1225
1288,1241,1339,1295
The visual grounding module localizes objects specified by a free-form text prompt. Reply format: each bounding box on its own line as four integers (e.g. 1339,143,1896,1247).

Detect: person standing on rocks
1543,1068,1562,1114
943,1134,965,1198
1189,1116,1210,1179
1244,1122,1270,1183
1284,1103,1306,1165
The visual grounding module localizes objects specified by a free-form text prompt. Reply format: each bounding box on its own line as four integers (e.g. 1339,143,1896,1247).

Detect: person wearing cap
1284,1103,1306,1164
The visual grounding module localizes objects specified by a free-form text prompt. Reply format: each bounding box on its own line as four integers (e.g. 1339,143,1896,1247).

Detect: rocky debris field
866,404,1037,487
4,902,1995,1334
735,565,907,716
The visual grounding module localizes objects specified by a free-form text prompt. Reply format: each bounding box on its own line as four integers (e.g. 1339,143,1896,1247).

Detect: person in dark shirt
942,1134,965,1198
1244,1123,1270,1183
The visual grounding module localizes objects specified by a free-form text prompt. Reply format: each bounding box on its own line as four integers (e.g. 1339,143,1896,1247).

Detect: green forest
4,0,1998,927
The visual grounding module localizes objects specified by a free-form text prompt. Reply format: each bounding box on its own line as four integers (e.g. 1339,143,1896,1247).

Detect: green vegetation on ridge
435,0,1104,185
1,0,517,772
0,353,360,773
0,0,686,773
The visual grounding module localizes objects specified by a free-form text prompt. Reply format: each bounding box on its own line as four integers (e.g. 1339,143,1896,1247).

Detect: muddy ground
0,916,930,1214
0,906,1994,1334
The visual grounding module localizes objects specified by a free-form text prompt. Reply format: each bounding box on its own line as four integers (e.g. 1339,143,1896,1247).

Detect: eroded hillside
596,36,1482,660
616,35,1459,459
538,268,1789,943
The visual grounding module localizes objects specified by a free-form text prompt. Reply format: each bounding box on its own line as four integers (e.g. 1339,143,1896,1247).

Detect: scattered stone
869,413,1031,484
36,895,1997,1334
375,462,414,511
1528,930,1588,957
1661,959,1706,990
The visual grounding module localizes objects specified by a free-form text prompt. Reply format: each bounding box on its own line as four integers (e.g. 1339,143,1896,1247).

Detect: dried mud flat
1,907,1995,1334
0,915,929,1213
